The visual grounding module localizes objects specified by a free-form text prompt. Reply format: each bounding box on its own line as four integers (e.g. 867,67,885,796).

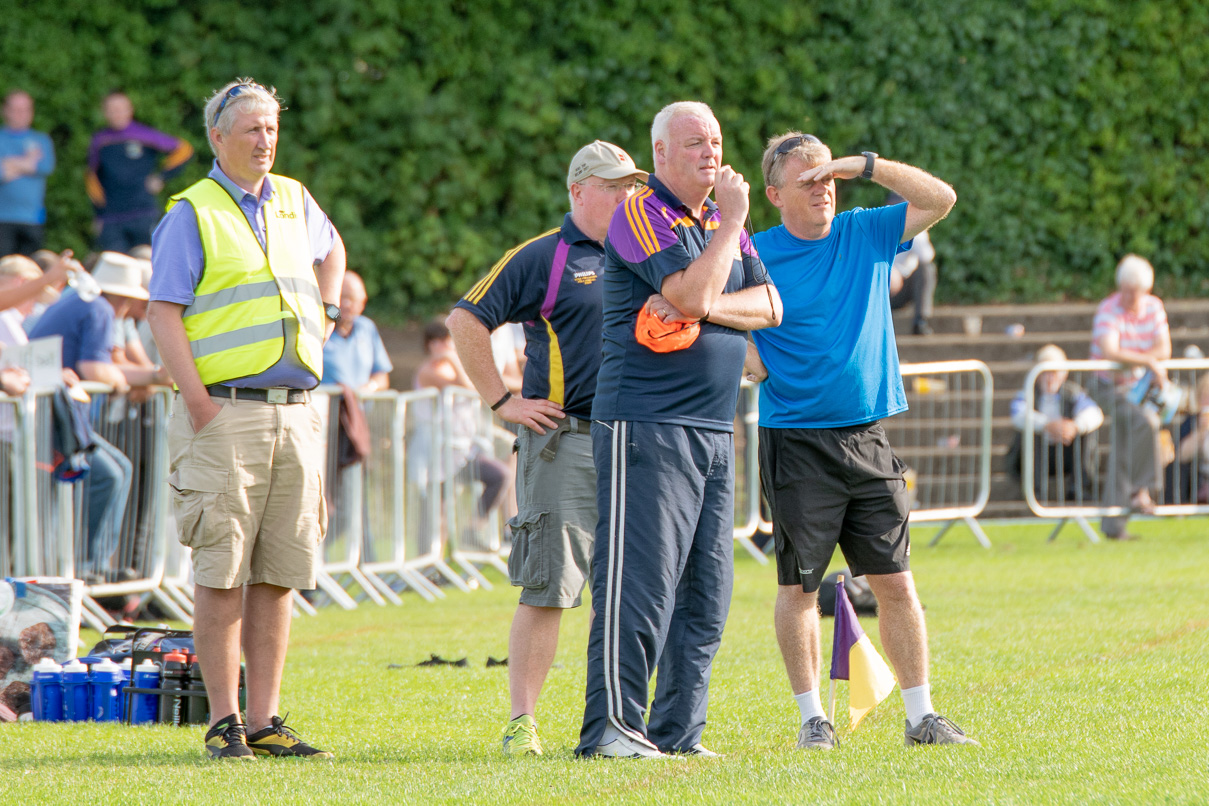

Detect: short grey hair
203,78,282,155
650,101,715,157
1116,253,1154,291
761,132,831,189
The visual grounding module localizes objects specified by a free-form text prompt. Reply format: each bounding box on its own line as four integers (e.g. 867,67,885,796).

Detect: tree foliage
3,0,1206,314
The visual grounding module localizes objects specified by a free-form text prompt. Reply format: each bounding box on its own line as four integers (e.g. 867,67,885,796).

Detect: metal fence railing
884,360,995,548
1021,358,1209,542
4,356,1119,627
732,381,767,564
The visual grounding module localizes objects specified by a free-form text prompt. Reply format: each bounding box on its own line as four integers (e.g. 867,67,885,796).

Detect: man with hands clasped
577,102,781,760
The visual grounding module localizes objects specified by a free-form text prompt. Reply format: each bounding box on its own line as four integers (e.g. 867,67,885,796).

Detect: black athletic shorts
758,422,910,592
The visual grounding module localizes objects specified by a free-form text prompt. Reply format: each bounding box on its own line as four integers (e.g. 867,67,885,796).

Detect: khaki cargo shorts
507,418,596,608
167,393,327,590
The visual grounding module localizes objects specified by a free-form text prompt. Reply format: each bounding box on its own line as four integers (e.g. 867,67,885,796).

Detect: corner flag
829,575,897,729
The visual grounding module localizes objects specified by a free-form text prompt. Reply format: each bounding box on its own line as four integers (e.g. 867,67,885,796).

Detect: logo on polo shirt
573,269,598,285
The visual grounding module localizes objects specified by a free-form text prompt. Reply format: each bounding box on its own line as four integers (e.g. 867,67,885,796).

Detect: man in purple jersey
88,91,194,252
576,102,781,759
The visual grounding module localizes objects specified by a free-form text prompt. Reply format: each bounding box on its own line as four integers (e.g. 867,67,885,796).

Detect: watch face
325,304,341,321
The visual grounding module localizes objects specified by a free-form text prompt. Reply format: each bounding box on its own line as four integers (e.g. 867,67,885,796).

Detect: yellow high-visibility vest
169,175,325,385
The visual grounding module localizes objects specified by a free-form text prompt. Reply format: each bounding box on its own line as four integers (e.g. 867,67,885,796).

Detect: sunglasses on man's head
773,134,823,158
213,83,265,125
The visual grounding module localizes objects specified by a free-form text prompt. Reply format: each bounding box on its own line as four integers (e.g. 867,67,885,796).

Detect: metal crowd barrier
732,381,767,564
1,385,188,631
883,360,994,547
1021,358,1209,542
442,385,512,588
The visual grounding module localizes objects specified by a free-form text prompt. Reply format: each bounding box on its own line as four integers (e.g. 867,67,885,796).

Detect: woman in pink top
1088,254,1171,539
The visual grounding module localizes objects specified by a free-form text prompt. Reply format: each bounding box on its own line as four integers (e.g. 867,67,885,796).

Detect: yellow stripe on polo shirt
543,315,565,406
466,228,559,304
623,188,659,258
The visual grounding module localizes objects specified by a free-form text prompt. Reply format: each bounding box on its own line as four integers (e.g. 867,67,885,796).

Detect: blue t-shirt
752,204,910,428
322,315,393,388
0,127,55,225
27,292,115,371
592,176,767,432
454,214,604,420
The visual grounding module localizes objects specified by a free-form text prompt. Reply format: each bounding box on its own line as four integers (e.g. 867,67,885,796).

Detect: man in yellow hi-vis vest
147,79,345,761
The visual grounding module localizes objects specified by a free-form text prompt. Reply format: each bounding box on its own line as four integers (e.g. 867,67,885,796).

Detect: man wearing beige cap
447,139,647,755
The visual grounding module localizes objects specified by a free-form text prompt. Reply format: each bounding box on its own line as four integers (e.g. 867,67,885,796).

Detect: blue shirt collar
209,160,274,208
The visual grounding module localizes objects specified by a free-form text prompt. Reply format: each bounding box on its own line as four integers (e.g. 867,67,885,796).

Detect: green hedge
4,0,1206,315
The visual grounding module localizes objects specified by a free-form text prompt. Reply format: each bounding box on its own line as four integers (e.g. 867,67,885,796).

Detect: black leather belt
206,385,310,404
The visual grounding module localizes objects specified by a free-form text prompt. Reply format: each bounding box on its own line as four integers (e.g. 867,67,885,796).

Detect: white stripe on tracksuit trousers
576,419,735,756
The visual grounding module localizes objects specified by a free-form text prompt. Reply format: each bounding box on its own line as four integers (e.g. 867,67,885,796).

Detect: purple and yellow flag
830,577,897,729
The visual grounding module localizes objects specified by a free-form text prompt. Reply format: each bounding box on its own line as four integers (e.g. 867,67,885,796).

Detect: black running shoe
205,714,255,760
246,714,333,759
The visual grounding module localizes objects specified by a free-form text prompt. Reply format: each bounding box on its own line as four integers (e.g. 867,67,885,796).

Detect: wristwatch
860,151,878,180
324,303,341,323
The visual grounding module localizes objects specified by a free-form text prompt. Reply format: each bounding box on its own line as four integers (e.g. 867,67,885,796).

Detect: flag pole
827,574,843,725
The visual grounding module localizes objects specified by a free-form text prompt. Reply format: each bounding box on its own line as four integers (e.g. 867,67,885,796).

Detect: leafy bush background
4,0,1206,316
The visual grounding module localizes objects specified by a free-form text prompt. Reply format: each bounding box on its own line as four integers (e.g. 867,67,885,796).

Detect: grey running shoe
904,714,980,746
796,716,837,750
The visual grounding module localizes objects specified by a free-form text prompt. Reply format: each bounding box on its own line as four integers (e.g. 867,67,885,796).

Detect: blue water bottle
117,659,133,722
62,659,91,722
130,660,162,725
31,658,64,722
90,659,124,722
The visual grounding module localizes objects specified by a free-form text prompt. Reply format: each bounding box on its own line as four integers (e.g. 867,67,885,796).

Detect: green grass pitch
2,518,1206,805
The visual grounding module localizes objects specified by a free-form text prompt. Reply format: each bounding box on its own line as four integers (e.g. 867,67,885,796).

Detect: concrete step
894,298,1209,336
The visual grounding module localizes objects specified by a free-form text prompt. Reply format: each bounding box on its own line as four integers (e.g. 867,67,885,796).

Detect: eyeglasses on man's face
579,180,640,193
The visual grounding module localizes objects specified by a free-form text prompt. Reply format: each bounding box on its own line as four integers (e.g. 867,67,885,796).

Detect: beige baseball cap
93,251,150,300
567,140,649,189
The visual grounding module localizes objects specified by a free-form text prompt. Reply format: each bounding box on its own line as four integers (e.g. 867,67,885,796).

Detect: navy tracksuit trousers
576,420,735,755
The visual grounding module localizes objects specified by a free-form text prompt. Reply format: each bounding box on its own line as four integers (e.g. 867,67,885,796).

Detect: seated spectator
27,252,172,574
1164,373,1209,505
414,318,510,525
1087,254,1170,539
1007,344,1103,500
0,250,70,324
0,254,55,345
322,271,392,392
887,191,937,335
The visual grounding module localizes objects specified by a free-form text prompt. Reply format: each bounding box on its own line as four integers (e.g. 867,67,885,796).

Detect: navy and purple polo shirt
454,214,605,421
87,121,194,222
591,175,767,432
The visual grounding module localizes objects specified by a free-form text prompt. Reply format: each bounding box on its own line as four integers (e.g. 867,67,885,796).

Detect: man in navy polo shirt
747,132,976,750
448,140,648,756
576,102,782,759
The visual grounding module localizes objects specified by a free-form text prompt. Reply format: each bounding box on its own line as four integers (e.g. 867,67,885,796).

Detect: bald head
339,270,367,326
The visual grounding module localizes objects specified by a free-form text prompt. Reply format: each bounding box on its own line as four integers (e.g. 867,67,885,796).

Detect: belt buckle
267,388,289,405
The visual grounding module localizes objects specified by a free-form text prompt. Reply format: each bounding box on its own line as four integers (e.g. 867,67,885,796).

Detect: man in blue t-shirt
577,103,782,759
322,271,392,392
0,90,55,256
747,133,976,749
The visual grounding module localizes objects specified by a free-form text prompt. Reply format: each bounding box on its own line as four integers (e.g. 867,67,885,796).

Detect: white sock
901,684,934,728
794,689,825,725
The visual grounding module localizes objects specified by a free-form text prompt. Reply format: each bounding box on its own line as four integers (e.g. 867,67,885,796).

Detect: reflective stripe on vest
170,176,325,385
